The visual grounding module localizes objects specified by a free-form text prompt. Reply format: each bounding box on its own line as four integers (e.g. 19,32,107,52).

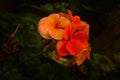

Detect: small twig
7,24,20,44
0,24,20,61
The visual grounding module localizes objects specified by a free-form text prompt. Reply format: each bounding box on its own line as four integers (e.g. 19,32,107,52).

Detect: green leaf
113,53,120,68
92,53,115,72
41,3,54,12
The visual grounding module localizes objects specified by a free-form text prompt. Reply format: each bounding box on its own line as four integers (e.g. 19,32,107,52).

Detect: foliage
37,0,119,13
41,2,68,12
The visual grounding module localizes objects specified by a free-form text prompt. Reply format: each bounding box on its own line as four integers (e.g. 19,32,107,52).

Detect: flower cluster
38,10,91,66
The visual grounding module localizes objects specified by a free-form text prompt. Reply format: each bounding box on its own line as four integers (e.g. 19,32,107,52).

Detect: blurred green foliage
41,2,68,12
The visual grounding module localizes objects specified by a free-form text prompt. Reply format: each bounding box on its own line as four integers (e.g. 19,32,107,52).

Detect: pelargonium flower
56,10,91,66
38,10,91,66
56,23,90,56
38,13,70,40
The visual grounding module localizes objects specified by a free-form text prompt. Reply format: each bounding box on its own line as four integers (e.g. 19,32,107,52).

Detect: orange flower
38,13,70,40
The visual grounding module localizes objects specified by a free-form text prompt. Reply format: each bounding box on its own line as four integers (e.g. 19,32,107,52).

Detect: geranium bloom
38,10,91,66
38,13,70,40
56,23,90,56
56,10,91,66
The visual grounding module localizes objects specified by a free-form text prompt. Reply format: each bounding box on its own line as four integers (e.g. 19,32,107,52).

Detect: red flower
56,23,89,56
56,10,91,65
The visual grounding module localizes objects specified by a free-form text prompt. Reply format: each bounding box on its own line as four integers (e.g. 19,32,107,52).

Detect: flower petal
56,40,69,57
49,28,64,40
73,53,86,66
38,14,60,39
48,13,59,26
66,40,82,56
77,21,90,36
59,12,71,20
84,24,90,37
68,10,74,20
48,13,70,40
73,16,81,26
66,31,89,56
38,17,53,39
57,16,70,28
64,23,76,40
71,31,88,44
82,49,91,60
73,49,91,66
